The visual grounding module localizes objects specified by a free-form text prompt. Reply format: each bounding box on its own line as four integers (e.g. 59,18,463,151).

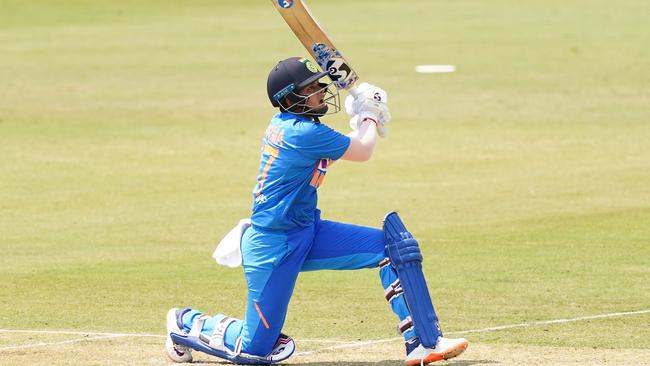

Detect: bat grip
347,83,361,97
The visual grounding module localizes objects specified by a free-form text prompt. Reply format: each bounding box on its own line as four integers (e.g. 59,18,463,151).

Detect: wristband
360,117,377,125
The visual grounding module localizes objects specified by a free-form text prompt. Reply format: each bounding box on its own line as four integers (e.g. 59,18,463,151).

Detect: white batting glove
348,112,390,138
346,82,391,137
345,82,373,114
348,114,360,130
346,82,387,112
344,94,357,117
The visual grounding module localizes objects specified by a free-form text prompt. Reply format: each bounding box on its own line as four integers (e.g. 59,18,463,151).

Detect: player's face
300,81,327,109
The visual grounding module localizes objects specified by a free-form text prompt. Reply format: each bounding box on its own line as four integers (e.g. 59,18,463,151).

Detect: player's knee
242,327,282,356
384,215,423,267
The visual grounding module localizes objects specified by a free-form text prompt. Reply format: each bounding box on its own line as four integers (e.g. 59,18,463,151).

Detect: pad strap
398,316,414,335
209,316,237,353
189,315,209,337
188,315,238,355
384,278,404,303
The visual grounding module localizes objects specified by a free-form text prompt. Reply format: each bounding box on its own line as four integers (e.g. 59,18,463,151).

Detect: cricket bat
270,0,359,91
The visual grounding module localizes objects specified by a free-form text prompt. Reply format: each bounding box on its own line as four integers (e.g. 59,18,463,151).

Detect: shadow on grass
291,362,499,366
192,360,499,365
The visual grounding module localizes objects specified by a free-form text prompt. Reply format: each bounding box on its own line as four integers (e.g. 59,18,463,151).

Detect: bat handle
347,83,361,97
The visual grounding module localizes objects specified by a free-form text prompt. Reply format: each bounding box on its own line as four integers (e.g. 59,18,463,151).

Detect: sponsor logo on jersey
255,194,268,205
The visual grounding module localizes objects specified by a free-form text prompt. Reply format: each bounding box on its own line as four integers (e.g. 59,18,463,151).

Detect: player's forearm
356,120,378,148
341,121,377,162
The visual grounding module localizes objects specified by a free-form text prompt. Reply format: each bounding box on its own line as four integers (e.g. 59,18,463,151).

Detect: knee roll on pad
383,211,441,348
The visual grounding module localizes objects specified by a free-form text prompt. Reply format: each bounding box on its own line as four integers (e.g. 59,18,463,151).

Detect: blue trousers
182,211,419,356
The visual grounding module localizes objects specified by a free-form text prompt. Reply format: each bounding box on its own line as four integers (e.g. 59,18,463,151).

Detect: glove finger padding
349,115,360,130
377,108,390,138
348,82,374,98
378,105,391,125
356,98,387,121
358,98,390,119
347,83,374,117
345,95,356,117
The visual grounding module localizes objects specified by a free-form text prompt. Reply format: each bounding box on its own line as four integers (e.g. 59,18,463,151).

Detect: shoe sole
442,339,468,360
165,308,193,363
405,340,469,365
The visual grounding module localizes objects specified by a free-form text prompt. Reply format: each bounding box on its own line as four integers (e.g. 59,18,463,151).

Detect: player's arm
340,83,390,162
340,120,378,162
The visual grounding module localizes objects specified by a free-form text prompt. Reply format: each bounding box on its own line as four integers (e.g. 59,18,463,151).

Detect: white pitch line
0,334,123,351
0,329,348,350
0,329,345,344
298,338,350,344
446,309,650,336
295,338,398,356
0,329,165,338
1,309,648,354
295,309,650,356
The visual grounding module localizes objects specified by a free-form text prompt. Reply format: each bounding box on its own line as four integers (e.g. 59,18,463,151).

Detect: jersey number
255,144,279,197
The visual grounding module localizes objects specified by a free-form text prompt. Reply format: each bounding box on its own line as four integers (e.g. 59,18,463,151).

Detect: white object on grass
212,218,251,268
415,65,456,73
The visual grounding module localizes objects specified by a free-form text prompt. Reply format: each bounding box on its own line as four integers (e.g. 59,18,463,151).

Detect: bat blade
270,0,359,90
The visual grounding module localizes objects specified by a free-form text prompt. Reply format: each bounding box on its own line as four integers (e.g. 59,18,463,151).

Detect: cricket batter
165,57,468,365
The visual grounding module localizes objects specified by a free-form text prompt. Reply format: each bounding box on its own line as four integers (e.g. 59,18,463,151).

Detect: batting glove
346,82,391,137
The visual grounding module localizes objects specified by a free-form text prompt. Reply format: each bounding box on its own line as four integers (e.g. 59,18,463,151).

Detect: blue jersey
251,112,350,231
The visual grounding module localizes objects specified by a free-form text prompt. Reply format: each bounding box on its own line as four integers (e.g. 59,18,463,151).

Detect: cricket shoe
404,336,468,365
165,308,193,363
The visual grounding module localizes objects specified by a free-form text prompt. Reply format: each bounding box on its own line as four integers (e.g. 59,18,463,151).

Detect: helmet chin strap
306,105,328,118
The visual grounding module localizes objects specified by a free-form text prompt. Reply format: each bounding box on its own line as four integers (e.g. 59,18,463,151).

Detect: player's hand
345,82,373,115
346,82,388,114
348,113,390,138
346,83,391,137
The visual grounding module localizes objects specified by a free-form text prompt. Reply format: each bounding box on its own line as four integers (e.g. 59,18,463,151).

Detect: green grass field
1,1,649,365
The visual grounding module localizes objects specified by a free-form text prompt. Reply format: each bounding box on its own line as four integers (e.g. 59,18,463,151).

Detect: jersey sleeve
296,123,351,160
